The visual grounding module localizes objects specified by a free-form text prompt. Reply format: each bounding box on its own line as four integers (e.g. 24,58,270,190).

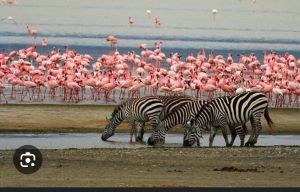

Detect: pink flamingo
154,18,161,27
128,80,143,98
128,17,134,25
21,77,38,101
26,25,37,38
203,83,217,101
41,38,48,49
106,35,118,51
0,81,8,103
118,77,133,99
102,81,118,103
1,0,17,5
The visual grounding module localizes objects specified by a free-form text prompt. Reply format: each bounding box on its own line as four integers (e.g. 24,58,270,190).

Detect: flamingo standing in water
128,17,134,25
41,38,48,49
26,25,37,38
154,18,161,27
203,83,217,101
106,35,118,52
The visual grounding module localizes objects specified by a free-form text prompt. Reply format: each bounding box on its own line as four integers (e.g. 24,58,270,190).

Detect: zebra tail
264,107,274,132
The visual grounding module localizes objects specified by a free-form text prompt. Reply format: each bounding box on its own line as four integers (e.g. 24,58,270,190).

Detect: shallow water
0,133,299,150
1,0,300,59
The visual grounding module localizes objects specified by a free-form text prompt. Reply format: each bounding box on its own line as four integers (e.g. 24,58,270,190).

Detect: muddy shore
0,147,299,187
0,104,299,134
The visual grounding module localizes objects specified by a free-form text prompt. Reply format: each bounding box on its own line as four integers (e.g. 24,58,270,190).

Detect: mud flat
0,104,299,134
0,147,299,187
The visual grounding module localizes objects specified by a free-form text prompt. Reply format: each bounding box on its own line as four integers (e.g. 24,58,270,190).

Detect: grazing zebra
132,95,196,142
102,95,195,142
183,123,248,147
101,96,164,141
147,99,207,145
184,91,273,147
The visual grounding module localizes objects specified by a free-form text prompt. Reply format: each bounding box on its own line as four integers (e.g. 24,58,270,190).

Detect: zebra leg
220,125,230,147
245,116,256,147
209,126,218,147
251,113,263,146
246,114,262,147
195,128,202,147
130,120,135,143
236,125,246,147
136,122,145,142
228,126,237,147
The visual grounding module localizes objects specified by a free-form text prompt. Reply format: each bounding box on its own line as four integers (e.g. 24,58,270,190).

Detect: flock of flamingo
1,0,300,107
0,36,300,107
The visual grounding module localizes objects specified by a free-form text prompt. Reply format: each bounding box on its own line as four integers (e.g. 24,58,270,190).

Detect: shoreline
0,104,299,134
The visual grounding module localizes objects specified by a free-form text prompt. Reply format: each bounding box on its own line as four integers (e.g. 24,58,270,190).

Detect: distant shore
0,104,299,134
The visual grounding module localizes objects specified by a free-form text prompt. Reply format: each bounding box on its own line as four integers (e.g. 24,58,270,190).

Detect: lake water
1,0,300,62
0,133,299,149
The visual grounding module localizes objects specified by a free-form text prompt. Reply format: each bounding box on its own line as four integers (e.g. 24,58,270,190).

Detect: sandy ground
0,147,299,187
0,104,299,134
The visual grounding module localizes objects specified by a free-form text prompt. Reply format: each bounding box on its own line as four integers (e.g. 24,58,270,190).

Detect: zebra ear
187,121,191,126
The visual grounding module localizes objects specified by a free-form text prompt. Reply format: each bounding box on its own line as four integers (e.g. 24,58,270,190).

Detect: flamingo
41,38,48,49
203,83,217,101
154,18,161,27
26,25,37,38
128,17,134,25
106,35,118,51
0,81,8,103
1,0,17,5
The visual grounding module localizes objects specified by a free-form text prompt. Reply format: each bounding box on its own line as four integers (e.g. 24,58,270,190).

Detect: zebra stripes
101,96,164,141
133,95,196,141
184,91,273,147
102,95,195,141
147,99,207,145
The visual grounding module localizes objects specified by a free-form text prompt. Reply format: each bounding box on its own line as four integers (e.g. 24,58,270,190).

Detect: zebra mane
194,101,212,120
111,100,128,118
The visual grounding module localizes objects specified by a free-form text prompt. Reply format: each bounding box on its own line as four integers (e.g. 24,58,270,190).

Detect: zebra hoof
101,135,107,141
245,142,255,147
136,136,143,143
147,137,156,145
183,140,192,147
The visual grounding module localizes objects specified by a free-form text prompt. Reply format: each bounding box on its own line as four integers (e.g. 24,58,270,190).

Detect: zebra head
101,118,115,141
183,119,202,147
147,123,166,145
102,104,126,141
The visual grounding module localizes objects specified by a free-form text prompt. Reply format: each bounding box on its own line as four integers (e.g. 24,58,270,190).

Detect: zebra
126,95,197,142
147,99,207,146
101,96,164,141
184,91,273,147
101,95,195,142
183,123,248,147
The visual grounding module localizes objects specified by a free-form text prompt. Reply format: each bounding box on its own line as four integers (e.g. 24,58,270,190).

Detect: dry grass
0,104,299,134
